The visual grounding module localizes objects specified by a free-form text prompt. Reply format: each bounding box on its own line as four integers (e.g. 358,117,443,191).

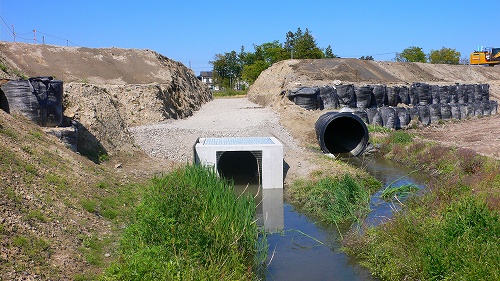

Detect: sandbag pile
287,83,498,129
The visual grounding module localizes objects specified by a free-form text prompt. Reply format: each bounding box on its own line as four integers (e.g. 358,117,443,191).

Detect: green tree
325,45,337,58
242,60,269,84
254,41,287,64
428,47,461,64
359,55,374,60
293,28,324,59
210,50,242,89
395,46,427,63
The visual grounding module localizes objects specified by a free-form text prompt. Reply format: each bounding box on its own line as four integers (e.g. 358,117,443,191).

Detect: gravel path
130,97,301,164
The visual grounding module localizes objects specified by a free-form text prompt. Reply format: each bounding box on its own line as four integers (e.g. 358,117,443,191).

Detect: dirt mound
0,42,212,156
248,59,500,107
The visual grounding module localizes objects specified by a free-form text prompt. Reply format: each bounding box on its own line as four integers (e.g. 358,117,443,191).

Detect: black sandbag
398,86,411,105
490,100,498,115
473,84,483,103
408,106,420,122
460,104,474,119
448,84,458,104
418,105,431,125
450,104,461,119
481,84,490,101
465,84,475,104
354,86,373,109
412,82,432,105
353,110,369,124
365,108,383,126
429,104,441,123
456,84,468,104
289,87,320,110
319,85,339,109
430,85,440,105
473,102,483,117
481,101,491,116
439,85,450,104
395,107,410,129
380,107,396,129
1,80,39,122
336,84,356,108
386,86,400,107
370,84,387,107
28,77,63,127
294,94,320,110
408,84,419,106
440,103,451,120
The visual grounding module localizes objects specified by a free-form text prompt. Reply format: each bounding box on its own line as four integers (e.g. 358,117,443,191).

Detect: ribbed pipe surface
315,112,369,156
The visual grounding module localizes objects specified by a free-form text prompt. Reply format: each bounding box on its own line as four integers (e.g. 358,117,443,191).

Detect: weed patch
101,165,265,280
288,174,376,227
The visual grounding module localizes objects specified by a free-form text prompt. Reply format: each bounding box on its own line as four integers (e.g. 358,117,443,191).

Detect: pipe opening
217,151,261,186
316,112,369,156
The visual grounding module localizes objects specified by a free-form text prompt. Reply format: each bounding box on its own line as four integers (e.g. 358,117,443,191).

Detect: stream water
236,156,429,281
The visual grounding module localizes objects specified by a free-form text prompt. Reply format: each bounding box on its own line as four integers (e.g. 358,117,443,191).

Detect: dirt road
130,97,318,183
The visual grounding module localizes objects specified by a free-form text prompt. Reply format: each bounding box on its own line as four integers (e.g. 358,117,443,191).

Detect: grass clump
343,134,500,280
101,164,265,280
345,195,500,280
288,174,376,226
380,184,419,200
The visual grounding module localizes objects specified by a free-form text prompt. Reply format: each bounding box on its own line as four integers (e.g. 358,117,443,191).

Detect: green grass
380,184,419,200
101,164,265,280
343,135,500,280
288,174,378,227
213,89,247,98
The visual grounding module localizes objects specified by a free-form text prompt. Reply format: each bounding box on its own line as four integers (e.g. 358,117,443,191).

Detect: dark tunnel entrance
216,150,262,186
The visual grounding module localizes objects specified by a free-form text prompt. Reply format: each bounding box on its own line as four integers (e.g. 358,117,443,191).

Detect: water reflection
232,156,429,280
234,183,284,232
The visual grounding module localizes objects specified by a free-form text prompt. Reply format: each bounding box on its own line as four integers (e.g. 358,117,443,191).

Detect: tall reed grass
101,164,266,280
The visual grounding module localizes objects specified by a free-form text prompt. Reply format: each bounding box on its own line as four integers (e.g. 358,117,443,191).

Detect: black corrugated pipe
315,112,369,156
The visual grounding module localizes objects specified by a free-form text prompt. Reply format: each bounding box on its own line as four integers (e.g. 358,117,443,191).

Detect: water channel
235,155,429,281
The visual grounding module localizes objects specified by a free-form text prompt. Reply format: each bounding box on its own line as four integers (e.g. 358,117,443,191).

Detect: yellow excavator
470,47,500,66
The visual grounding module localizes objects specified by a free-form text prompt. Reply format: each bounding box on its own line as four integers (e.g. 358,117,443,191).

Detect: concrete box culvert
315,112,369,157
194,137,283,189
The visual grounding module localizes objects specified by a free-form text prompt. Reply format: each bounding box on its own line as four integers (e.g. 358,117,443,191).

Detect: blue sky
1,0,498,75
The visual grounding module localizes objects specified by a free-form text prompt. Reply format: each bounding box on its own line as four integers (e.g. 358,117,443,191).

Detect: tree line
210,28,463,90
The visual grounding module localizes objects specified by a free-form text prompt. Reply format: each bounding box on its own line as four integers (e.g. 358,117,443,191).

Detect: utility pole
33,29,36,44
11,25,15,42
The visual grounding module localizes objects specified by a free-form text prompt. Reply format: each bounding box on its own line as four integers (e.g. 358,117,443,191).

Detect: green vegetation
343,130,500,280
213,88,247,98
429,47,461,65
211,27,335,89
395,46,461,64
395,46,427,63
380,183,419,200
288,174,380,228
101,165,266,280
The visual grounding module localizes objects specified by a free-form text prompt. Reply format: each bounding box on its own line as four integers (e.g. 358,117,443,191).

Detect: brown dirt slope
0,42,212,156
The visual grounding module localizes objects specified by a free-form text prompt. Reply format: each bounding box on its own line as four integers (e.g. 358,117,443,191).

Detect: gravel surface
130,97,301,164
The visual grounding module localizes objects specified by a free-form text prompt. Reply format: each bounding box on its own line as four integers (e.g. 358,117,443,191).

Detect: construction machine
470,47,500,66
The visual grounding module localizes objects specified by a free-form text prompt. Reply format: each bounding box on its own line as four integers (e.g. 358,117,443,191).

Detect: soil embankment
247,59,500,159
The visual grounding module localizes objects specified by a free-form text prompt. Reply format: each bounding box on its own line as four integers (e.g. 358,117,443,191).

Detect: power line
0,16,80,46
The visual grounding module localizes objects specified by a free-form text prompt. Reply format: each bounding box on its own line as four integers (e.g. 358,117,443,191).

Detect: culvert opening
315,112,369,156
216,150,262,186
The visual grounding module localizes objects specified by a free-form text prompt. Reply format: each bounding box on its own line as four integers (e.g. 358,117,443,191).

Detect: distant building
198,71,218,90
